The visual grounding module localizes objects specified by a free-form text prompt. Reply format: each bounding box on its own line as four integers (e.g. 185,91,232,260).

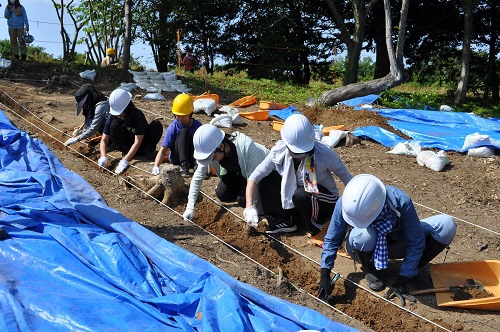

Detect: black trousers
292,184,338,236
215,171,247,207
168,127,196,167
258,170,286,216
110,119,162,156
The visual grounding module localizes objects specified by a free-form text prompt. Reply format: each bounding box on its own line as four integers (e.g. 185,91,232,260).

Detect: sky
0,0,157,70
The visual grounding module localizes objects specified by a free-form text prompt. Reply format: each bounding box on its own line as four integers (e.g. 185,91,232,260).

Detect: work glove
115,159,129,174
182,208,195,221
72,129,82,137
243,205,259,227
64,137,78,146
385,275,416,306
98,156,108,168
152,165,160,175
318,268,338,302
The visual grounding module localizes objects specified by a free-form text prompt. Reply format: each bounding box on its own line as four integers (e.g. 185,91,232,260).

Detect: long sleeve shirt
4,5,29,29
187,132,269,210
76,101,110,141
248,140,352,209
321,185,426,279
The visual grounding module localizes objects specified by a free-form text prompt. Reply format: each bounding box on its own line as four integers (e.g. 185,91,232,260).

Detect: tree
323,0,380,85
454,0,474,104
316,0,410,106
51,0,86,63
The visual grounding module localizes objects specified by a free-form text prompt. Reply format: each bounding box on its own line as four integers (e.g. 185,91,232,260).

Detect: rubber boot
355,250,385,291
418,235,448,268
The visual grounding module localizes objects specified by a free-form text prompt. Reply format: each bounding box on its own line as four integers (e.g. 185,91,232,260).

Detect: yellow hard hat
106,48,116,56
172,93,194,116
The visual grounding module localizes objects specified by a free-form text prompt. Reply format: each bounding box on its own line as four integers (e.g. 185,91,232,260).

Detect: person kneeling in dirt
151,93,202,177
182,124,277,222
98,88,162,174
245,114,352,238
64,84,110,147
318,174,457,306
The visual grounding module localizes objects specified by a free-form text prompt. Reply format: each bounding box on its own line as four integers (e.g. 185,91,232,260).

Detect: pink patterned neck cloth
303,154,319,194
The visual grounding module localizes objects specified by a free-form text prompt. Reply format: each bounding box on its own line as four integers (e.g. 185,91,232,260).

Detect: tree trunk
121,0,133,70
484,0,499,101
317,0,409,106
373,1,389,79
454,0,473,104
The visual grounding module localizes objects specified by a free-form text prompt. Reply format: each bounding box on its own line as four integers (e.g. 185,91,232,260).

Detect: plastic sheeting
351,107,500,152
0,109,355,331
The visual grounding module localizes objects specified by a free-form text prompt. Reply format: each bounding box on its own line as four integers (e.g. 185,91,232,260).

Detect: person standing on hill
64,84,110,147
245,114,352,239
98,88,162,175
318,174,456,306
101,47,119,67
152,94,202,177
4,0,29,60
183,48,196,73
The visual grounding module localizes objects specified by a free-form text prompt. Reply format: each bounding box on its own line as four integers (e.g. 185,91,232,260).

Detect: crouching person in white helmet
182,124,272,224
319,174,457,305
246,113,352,238
98,88,163,174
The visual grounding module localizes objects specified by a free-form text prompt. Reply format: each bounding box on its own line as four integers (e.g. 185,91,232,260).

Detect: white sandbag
387,141,422,157
416,150,449,172
467,146,496,158
79,69,97,81
439,105,454,111
210,114,232,128
231,113,244,125
119,82,137,92
143,92,166,101
0,58,12,69
321,130,348,148
220,105,239,116
314,129,325,141
193,98,217,116
462,132,500,151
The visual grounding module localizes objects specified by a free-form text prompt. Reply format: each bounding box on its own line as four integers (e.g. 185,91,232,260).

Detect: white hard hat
341,174,387,228
109,89,132,115
280,113,315,153
193,124,225,165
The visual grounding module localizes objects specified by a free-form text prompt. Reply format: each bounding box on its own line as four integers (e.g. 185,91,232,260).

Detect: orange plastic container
259,101,287,110
239,110,269,121
430,260,500,311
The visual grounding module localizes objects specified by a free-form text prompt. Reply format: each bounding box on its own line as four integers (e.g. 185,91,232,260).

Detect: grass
182,70,499,118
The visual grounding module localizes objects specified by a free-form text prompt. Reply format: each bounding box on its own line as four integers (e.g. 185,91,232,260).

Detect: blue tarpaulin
0,109,355,331
348,104,500,152
339,94,380,108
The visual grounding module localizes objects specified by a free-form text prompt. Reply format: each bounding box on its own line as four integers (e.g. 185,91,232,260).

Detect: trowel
410,278,483,295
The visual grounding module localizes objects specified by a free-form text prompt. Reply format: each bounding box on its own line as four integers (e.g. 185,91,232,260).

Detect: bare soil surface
1,61,499,332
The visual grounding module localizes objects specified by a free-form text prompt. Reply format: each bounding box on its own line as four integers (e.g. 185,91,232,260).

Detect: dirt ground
1,61,499,332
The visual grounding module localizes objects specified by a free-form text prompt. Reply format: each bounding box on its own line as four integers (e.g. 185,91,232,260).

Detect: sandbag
387,141,422,157
321,130,348,149
143,92,166,101
467,146,496,158
79,69,97,81
210,114,232,128
193,98,217,116
416,150,449,172
462,132,500,151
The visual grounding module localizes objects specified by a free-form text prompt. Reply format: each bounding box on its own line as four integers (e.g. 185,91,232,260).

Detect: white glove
243,205,259,227
98,156,108,167
115,159,129,174
152,165,160,175
72,129,82,137
64,137,78,146
182,208,195,221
